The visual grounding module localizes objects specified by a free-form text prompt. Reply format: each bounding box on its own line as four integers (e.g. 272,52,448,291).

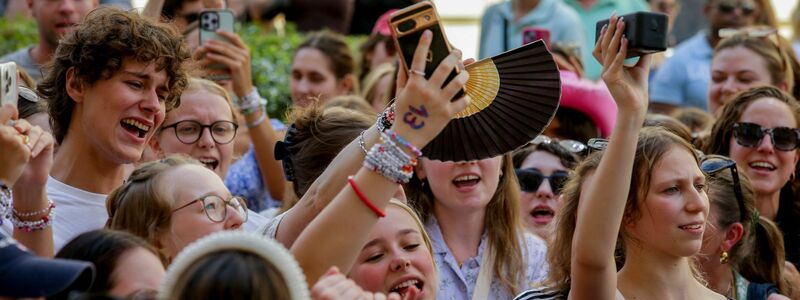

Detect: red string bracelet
347,176,386,218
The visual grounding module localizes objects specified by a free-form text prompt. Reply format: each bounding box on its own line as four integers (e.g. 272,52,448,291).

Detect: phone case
389,1,463,99
594,12,668,58
0,62,18,108
199,9,235,79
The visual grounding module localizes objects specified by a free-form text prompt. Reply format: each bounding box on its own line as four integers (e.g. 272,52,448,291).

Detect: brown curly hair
39,7,191,143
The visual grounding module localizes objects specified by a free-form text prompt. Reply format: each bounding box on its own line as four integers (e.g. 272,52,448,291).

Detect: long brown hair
714,34,796,97
406,154,527,295
547,127,703,294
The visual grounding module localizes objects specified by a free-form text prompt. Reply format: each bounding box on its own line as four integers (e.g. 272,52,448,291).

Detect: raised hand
0,104,30,186
194,30,254,97
391,30,470,150
592,13,652,116
12,119,54,188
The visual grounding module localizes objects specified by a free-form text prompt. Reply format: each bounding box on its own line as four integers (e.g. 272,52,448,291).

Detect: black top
776,185,800,269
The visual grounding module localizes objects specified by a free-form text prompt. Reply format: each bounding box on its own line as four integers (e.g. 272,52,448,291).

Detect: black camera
595,11,668,58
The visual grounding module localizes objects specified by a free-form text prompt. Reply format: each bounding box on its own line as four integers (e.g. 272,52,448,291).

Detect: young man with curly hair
35,7,190,250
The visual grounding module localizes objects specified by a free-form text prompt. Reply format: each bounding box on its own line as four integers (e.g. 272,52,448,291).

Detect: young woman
698,154,792,299
511,137,579,239
290,31,357,108
56,229,165,298
703,86,800,269
106,156,247,262
290,28,469,300
569,14,723,299
707,29,795,115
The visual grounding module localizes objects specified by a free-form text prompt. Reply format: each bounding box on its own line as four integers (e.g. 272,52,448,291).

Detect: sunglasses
716,0,755,16
732,122,800,151
530,135,587,154
515,168,570,194
700,155,745,222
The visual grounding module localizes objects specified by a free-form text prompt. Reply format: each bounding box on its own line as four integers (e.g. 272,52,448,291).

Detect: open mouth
120,118,151,139
749,161,776,171
452,174,480,188
530,206,555,224
197,157,219,170
389,279,424,298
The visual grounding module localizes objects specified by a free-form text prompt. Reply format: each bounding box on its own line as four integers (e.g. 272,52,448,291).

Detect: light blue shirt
425,216,549,300
224,118,286,212
649,31,713,110
563,0,649,80
478,0,585,59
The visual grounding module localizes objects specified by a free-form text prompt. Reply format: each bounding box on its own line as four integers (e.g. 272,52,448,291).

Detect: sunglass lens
741,3,755,15
701,158,731,174
516,170,544,192
718,2,735,13
733,123,764,148
771,127,799,151
550,173,569,195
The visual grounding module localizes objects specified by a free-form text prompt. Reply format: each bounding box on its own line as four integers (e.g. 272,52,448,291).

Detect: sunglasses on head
515,168,570,194
530,135,587,154
732,122,800,151
716,0,755,16
700,155,746,222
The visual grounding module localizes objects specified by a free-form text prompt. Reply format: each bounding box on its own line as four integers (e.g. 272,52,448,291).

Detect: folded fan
423,40,561,161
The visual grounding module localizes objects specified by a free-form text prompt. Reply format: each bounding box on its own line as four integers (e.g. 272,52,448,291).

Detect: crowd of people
1,0,800,299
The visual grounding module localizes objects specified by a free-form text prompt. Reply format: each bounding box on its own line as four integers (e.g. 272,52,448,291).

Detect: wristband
347,176,385,218
237,88,267,116
246,111,268,129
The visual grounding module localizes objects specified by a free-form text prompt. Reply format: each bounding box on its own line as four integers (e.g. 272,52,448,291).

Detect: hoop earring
720,251,729,264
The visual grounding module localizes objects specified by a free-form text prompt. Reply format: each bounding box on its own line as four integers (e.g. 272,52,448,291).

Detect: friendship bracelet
246,111,267,129
347,176,385,218
363,136,417,184
13,200,55,218
238,89,268,116
359,130,368,155
10,205,54,232
0,183,10,224
383,130,423,157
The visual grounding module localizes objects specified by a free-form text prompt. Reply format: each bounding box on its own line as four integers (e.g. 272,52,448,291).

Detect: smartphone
199,9,235,81
522,27,551,47
389,1,464,100
594,11,668,58
0,62,18,108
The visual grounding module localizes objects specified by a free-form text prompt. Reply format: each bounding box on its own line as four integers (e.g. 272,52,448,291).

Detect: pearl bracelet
10,204,54,232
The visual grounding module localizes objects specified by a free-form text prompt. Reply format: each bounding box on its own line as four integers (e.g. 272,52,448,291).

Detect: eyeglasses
700,155,746,222
171,195,249,223
732,122,799,151
515,168,570,194
716,0,755,16
161,120,238,145
530,135,587,154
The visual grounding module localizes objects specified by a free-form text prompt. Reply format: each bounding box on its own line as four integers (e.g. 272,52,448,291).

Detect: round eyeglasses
161,120,239,145
171,195,249,223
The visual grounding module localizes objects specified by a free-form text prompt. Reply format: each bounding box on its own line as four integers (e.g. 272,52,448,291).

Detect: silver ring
409,69,426,76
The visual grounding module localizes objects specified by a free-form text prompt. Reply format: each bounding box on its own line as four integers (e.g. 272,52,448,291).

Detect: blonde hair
406,154,526,295
178,77,238,124
106,155,202,260
360,63,395,110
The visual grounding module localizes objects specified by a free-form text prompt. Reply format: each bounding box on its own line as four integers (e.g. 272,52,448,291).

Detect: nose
535,178,555,198
140,90,163,115
684,185,708,214
720,78,742,95
389,256,412,272
755,132,776,154
196,127,216,148
59,0,76,13
224,204,245,230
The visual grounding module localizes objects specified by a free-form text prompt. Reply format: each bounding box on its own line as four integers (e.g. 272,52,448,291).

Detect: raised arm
291,30,469,284
570,14,651,300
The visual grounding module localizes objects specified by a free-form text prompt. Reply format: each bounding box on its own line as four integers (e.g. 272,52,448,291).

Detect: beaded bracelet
363,136,417,184
246,111,268,129
347,176,385,218
359,130,368,155
10,205,54,232
376,104,395,132
0,183,10,224
237,89,268,116
383,130,423,157
13,200,55,218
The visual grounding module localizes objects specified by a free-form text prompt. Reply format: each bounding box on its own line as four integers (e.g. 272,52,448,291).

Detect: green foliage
0,17,38,57
0,18,366,121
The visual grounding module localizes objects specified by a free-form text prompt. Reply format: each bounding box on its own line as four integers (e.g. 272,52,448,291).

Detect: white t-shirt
46,176,109,251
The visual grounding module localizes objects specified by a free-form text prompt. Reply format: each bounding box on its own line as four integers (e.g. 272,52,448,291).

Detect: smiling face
518,151,567,239
29,0,97,48
708,46,774,115
290,48,349,107
418,156,503,213
626,146,709,258
348,206,436,300
158,164,244,259
153,90,235,178
728,97,799,197
67,59,168,164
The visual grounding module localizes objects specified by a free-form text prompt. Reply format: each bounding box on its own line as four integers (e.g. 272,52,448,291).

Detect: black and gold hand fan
423,40,561,162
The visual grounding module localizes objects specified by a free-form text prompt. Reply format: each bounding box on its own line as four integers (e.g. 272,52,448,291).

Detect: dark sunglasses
515,168,570,194
717,0,755,16
732,122,800,151
700,155,746,222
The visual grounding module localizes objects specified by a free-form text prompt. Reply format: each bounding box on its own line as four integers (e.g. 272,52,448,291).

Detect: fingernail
618,17,624,24
423,30,432,37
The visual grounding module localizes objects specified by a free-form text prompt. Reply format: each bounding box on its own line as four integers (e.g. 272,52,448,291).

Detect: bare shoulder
767,293,791,300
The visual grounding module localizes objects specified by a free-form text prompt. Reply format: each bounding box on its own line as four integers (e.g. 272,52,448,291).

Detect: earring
720,251,729,264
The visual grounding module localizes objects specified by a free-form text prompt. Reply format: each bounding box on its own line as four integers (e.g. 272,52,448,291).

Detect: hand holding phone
198,9,235,81
595,11,668,58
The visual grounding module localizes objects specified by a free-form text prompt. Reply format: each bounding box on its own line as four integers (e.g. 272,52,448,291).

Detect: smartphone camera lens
398,19,416,33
